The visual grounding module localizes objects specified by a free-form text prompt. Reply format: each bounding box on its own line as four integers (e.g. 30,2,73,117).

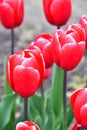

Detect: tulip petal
80,104,87,128
50,0,71,26
16,122,29,130
43,42,53,68
70,88,84,110
13,66,40,98
0,3,15,28
29,50,45,87
42,0,54,24
60,41,85,70
16,0,24,26
74,88,87,124
6,54,23,89
24,121,40,130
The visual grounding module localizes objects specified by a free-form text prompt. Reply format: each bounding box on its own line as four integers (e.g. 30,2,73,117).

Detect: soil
0,0,87,97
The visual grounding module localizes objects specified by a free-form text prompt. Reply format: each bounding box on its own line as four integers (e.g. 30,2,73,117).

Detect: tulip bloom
28,33,53,68
0,0,24,28
16,121,40,130
65,23,86,43
79,15,87,49
70,88,87,128
52,29,85,70
6,49,45,98
42,0,72,26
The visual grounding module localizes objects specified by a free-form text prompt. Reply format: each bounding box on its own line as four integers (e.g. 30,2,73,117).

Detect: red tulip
28,33,53,68
79,15,87,49
42,0,72,26
70,88,87,128
0,0,24,28
52,29,85,70
44,68,51,80
16,121,40,130
6,49,45,98
72,123,80,130
65,23,86,43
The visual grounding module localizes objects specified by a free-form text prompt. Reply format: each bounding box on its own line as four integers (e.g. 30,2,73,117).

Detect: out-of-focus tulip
52,29,85,71
44,68,51,80
16,121,40,130
42,0,72,26
79,15,87,49
28,33,53,68
70,88,87,129
0,0,24,28
72,123,80,130
6,49,45,98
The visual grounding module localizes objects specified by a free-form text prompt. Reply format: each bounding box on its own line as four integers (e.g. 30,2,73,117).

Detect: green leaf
52,110,63,130
3,56,13,95
67,103,74,127
28,94,44,127
50,64,64,116
43,99,55,130
0,93,17,129
29,94,44,117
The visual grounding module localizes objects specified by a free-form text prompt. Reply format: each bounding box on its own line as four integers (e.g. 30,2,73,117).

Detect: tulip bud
0,0,24,28
42,0,72,26
16,121,40,130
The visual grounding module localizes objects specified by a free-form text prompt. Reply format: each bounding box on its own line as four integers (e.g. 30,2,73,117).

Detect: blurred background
0,0,87,96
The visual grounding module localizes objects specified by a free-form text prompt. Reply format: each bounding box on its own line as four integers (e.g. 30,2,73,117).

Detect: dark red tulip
6,49,45,98
42,0,72,26
0,0,24,28
70,88,87,128
28,33,53,68
16,121,40,130
52,29,85,70
79,15,87,49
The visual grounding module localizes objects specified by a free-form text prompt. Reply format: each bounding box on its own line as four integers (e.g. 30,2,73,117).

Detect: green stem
51,64,67,130
11,28,14,54
24,98,28,120
63,71,67,130
51,64,64,115
40,83,44,99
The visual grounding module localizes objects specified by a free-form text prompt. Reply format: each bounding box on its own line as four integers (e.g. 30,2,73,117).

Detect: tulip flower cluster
0,0,24,28
28,23,86,71
16,121,40,130
70,88,87,129
4,0,87,129
6,17,87,98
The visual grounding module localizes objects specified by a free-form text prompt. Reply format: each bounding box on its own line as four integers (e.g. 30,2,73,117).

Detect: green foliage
0,94,17,129
0,61,74,130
